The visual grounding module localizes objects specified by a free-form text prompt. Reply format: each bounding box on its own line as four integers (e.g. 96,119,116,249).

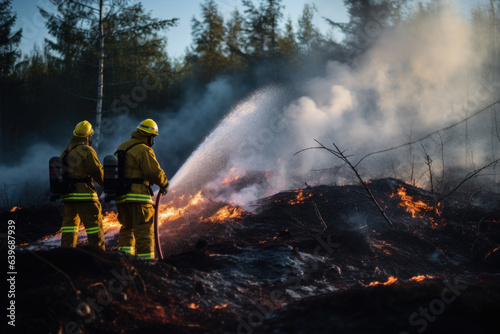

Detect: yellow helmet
137,119,159,136
73,120,94,137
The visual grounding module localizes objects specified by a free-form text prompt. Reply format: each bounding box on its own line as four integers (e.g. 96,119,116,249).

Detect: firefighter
115,119,168,260
60,120,105,250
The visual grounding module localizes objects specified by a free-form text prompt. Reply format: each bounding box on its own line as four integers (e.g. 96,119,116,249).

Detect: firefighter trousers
61,201,105,250
117,203,155,260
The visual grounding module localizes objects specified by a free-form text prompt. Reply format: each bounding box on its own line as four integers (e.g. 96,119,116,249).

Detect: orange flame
221,167,241,187
101,211,121,232
188,303,199,309
368,276,398,287
10,206,21,212
214,304,228,309
288,189,312,205
206,205,243,223
391,186,442,227
222,175,240,186
157,190,205,225
393,186,432,218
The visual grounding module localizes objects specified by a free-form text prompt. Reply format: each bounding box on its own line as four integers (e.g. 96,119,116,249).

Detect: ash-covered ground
2,178,500,334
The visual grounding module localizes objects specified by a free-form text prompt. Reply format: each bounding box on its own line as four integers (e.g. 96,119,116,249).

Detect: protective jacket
115,131,168,204
60,136,103,202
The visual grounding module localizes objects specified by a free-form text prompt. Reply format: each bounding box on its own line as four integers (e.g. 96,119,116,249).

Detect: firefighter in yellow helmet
60,120,105,250
115,119,168,260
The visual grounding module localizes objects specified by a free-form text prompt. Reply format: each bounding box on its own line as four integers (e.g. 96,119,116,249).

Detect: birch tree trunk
94,0,104,151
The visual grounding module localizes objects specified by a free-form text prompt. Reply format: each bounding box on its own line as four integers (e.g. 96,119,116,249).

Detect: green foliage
324,0,408,62
225,9,246,70
297,3,320,55
190,0,227,83
38,0,178,118
242,0,284,58
0,0,22,77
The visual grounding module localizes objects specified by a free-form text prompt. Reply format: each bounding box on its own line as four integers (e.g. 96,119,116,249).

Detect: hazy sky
11,0,352,59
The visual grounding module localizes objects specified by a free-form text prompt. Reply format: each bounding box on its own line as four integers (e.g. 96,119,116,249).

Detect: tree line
0,0,498,161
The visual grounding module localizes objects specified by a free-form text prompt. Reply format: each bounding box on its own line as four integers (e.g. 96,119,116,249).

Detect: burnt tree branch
295,140,394,229
437,159,500,202
421,144,439,217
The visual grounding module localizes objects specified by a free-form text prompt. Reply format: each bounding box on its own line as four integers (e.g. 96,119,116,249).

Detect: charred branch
295,140,394,229
438,159,500,202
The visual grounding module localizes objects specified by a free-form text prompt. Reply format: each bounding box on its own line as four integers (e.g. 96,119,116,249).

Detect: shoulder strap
62,143,85,165
114,142,145,155
125,142,146,152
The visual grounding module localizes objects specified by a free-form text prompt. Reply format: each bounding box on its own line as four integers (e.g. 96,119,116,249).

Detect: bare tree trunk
490,0,499,185
94,0,104,151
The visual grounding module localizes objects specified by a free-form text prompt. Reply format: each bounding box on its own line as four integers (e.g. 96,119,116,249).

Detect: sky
11,0,352,59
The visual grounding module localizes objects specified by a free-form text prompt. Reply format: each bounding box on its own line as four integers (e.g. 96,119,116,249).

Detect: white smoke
166,4,499,209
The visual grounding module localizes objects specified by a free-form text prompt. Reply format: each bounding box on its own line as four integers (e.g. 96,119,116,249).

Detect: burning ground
3,177,500,334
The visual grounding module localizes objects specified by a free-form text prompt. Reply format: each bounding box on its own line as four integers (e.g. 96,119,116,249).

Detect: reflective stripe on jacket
61,136,103,202
115,131,168,204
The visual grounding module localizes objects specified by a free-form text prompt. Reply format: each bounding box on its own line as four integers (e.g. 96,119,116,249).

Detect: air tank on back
103,154,119,202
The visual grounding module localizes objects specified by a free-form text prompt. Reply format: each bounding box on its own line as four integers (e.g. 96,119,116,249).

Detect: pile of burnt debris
3,178,499,333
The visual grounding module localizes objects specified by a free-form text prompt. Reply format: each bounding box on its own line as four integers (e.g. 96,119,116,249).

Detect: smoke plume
166,4,498,209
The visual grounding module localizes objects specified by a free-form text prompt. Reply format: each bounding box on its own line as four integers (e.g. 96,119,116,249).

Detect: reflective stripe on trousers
118,246,135,255
138,252,155,260
61,193,98,201
62,226,79,233
85,226,100,235
115,193,153,204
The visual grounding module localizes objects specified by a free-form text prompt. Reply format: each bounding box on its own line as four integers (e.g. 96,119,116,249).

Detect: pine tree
190,0,226,83
278,17,298,66
242,0,284,58
225,9,246,71
297,3,321,55
0,0,22,155
39,0,177,150
0,0,22,77
325,0,406,62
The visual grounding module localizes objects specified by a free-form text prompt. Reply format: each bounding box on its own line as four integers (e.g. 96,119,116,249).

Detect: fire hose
154,190,165,260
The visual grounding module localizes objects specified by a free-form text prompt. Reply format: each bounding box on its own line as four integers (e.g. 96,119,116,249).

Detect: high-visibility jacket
60,136,103,202
115,131,168,204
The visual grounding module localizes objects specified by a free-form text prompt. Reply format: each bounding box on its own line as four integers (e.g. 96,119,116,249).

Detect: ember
372,240,393,256
187,303,199,309
288,189,312,205
484,247,500,260
408,275,435,282
214,304,228,309
10,206,21,212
